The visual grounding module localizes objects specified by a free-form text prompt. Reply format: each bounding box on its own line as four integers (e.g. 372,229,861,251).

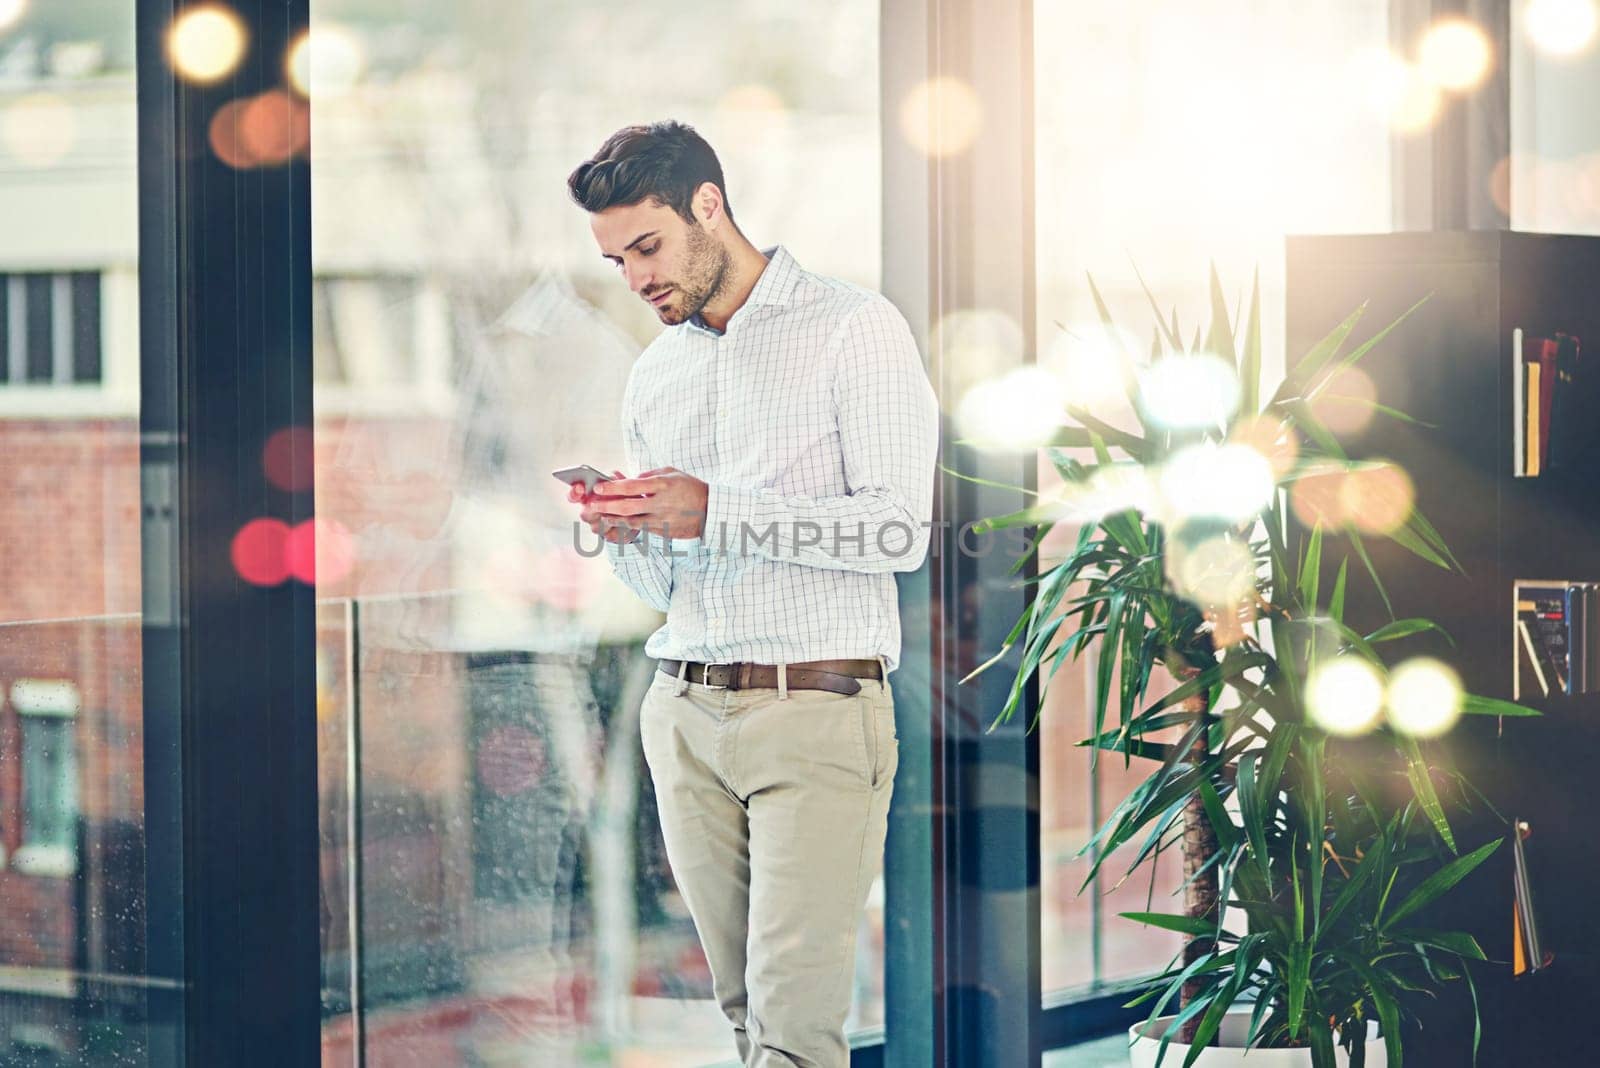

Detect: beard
649,222,730,326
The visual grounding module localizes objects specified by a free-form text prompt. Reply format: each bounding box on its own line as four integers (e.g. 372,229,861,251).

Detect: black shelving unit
1287,230,1600,1066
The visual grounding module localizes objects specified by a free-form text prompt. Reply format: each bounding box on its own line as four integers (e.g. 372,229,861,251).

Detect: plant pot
1129,1011,1384,1067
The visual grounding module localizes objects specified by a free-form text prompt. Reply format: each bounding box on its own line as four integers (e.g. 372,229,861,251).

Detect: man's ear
695,181,725,229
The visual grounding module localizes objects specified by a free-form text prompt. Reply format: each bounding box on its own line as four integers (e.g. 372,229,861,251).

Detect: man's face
591,197,729,326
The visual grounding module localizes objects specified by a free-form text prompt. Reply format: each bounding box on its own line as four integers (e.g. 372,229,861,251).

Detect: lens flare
1160,442,1275,522
168,5,248,85
1307,657,1386,737
1419,18,1494,91
956,366,1066,451
1525,0,1599,57
287,23,365,98
898,76,982,158
1137,353,1240,430
1385,657,1464,738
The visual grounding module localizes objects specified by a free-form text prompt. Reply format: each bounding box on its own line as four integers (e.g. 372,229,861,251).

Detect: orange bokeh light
208,98,253,168
240,89,309,165
1341,463,1416,535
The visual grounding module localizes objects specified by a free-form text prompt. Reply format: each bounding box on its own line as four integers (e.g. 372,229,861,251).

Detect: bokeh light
1419,19,1493,91
0,0,26,33
285,517,353,585
1525,0,1599,57
231,517,291,586
1229,414,1300,478
1,93,76,167
1306,656,1386,737
1385,657,1464,738
240,89,310,165
1340,462,1415,535
1137,353,1240,430
207,98,254,168
263,425,315,492
956,366,1066,450
1166,535,1258,608
1353,48,1442,134
932,308,1024,404
1159,442,1275,522
168,5,248,85
898,76,982,158
717,83,787,116
1289,466,1346,528
1308,365,1378,437
1488,154,1514,217
287,22,365,98
1054,464,1157,523
1041,323,1139,414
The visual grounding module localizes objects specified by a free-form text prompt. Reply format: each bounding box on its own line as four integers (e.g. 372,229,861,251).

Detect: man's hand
569,469,642,544
587,466,709,541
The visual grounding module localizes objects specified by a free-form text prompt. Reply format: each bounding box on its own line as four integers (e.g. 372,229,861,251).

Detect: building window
10,678,80,878
0,271,103,386
312,274,424,387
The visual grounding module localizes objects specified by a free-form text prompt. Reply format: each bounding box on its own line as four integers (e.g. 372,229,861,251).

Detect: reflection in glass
0,2,165,1063
308,2,882,1061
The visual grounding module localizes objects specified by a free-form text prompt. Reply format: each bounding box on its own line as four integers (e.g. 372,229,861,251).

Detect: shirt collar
687,244,802,335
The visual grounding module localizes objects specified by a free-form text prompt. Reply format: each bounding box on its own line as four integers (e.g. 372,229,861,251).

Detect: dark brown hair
566,120,736,226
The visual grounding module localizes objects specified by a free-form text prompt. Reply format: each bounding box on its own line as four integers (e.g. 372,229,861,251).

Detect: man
564,120,939,1067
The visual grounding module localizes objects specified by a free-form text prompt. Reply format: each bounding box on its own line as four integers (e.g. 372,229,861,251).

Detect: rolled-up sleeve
604,390,676,613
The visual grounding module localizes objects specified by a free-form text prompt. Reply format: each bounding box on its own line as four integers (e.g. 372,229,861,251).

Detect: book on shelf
1514,330,1583,477
1514,580,1600,699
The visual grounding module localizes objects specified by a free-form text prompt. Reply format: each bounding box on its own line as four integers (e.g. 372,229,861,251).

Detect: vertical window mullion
9,274,27,383
52,272,73,385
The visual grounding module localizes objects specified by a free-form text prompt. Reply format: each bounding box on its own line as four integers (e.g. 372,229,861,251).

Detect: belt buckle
700,661,734,690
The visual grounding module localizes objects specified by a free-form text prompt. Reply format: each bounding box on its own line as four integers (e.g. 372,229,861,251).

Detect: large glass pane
0,3,161,1063
304,4,882,1062
1033,0,1396,998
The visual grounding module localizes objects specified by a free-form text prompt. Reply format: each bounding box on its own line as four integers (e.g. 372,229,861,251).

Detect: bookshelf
1287,231,1600,1067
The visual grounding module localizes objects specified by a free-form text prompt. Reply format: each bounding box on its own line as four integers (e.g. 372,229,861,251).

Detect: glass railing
0,589,891,1065
313,589,889,1065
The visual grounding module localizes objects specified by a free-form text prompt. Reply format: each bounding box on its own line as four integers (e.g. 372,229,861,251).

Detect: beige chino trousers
639,657,899,1068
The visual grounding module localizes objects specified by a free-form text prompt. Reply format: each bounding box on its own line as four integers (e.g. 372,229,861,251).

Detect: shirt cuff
703,482,761,553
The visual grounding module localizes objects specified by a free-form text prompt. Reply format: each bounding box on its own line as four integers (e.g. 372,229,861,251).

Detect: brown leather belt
656,657,882,695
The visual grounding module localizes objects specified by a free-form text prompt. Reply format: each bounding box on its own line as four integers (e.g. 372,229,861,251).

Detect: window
10,678,80,878
0,271,103,386
1032,0,1396,1000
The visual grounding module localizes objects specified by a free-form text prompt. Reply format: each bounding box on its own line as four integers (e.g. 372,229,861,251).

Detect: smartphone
552,464,614,492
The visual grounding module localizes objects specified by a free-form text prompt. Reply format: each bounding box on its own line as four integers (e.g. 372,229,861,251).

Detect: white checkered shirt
602,244,940,675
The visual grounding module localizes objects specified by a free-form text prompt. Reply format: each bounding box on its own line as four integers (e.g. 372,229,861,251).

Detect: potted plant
961,270,1538,1066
